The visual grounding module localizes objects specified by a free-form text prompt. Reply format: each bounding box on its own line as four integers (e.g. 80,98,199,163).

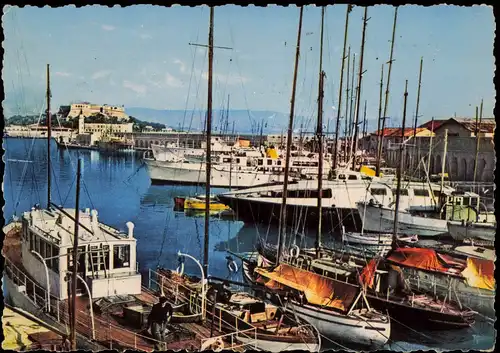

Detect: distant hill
126,107,295,135
125,107,387,136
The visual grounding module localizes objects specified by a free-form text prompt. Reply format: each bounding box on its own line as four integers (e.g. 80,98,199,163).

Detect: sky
2,4,495,131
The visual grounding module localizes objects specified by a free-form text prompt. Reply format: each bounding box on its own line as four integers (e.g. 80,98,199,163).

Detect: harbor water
2,138,495,351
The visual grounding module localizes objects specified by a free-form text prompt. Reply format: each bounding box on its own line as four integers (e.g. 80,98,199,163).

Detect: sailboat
246,7,392,348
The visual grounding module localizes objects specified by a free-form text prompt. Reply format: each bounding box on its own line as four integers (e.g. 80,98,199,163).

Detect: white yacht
145,148,332,188
217,169,452,231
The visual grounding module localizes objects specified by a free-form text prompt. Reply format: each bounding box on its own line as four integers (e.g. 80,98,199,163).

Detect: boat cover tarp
254,263,358,312
461,257,495,291
387,248,452,273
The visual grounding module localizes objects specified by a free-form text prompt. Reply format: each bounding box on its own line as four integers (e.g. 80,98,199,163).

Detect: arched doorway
435,155,442,174
478,158,487,182
451,157,458,180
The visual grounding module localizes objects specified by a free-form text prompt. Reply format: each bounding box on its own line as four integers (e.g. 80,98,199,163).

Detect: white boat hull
237,335,320,352
145,159,286,188
358,203,448,237
287,303,390,348
447,221,496,242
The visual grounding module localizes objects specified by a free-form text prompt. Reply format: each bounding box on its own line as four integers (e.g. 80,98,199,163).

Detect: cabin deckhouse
20,207,141,300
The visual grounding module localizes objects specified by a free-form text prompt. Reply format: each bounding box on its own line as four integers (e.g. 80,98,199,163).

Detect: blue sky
2,5,495,129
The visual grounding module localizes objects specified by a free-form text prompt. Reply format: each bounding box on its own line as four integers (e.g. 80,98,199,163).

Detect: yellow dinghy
184,195,230,212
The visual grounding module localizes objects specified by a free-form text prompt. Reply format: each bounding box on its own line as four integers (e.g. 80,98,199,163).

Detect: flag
347,5,354,13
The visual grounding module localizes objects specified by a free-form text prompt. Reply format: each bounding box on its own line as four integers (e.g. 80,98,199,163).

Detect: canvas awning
461,257,495,291
254,263,358,312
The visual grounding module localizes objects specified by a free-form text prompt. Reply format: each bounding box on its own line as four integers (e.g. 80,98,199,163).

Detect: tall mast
362,100,367,138
413,57,424,173
276,6,303,266
375,64,384,170
226,94,230,137
46,64,52,209
426,117,435,173
315,6,325,257
333,5,352,170
70,158,82,350
343,47,351,163
351,7,369,170
392,80,408,246
440,129,448,195
376,6,398,176
348,53,356,139
203,7,214,276
473,100,483,186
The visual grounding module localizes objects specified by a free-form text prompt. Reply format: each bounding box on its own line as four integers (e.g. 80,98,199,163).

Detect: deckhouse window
258,159,263,166
414,189,429,197
113,244,130,269
348,175,358,180
392,188,408,196
370,188,387,196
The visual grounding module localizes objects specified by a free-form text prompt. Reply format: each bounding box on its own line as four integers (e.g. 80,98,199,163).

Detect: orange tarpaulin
359,258,379,290
386,248,451,273
254,263,358,312
461,257,495,291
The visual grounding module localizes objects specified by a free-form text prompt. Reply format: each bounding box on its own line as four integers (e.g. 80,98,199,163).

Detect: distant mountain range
126,107,384,136
126,107,296,135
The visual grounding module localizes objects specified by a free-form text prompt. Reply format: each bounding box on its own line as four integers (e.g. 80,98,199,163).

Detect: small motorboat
184,195,230,212
206,282,320,352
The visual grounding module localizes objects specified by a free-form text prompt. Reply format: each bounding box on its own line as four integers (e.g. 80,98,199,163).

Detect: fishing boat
341,229,418,247
205,282,321,352
357,189,481,237
384,247,495,318
447,220,496,242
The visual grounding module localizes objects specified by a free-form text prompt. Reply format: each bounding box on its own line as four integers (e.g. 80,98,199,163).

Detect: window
113,244,130,269
414,189,429,197
392,188,408,196
338,174,346,180
370,188,387,196
258,159,263,166
267,160,273,166
348,175,358,180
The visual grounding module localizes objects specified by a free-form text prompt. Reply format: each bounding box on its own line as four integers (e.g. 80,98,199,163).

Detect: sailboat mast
473,100,483,185
413,57,424,173
376,7,398,176
276,6,303,266
351,7,369,170
343,47,351,163
348,53,356,139
70,158,82,350
393,80,408,245
440,129,448,195
362,100,367,138
375,64,384,170
333,5,352,170
426,117,435,174
203,7,214,276
46,64,52,209
316,6,325,257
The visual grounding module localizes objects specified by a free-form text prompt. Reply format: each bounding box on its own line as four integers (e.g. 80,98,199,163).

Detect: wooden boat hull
447,221,496,242
242,261,390,348
365,294,475,329
236,335,320,352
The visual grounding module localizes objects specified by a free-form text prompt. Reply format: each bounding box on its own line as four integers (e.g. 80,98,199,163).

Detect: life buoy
227,259,238,273
176,262,185,276
290,245,300,259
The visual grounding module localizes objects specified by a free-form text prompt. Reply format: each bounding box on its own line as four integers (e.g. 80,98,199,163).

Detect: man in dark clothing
148,296,173,350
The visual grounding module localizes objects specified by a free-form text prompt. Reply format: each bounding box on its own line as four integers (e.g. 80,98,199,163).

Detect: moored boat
447,220,496,242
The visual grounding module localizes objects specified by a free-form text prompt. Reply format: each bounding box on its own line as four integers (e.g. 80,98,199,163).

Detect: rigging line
13,100,45,212
180,25,202,132
62,174,77,207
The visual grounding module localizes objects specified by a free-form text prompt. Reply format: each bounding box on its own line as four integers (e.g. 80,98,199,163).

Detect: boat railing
149,269,258,350
200,328,258,351
4,258,165,351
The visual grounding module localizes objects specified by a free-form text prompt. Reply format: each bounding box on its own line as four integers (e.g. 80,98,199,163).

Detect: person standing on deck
147,296,173,350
